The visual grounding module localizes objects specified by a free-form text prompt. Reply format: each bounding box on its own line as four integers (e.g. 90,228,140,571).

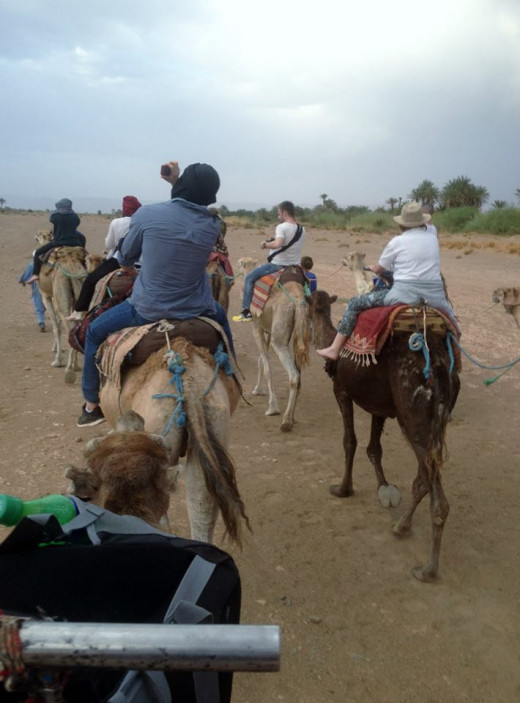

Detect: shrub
463,208,520,235
434,207,479,232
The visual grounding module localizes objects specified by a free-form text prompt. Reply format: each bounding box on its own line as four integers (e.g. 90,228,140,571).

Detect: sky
1,0,519,213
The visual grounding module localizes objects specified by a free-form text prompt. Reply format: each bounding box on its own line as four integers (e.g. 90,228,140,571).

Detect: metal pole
20,622,281,672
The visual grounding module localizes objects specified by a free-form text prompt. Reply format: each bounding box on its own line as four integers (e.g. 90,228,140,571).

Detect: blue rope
202,342,234,397
152,350,187,435
447,332,520,385
446,333,456,375
409,332,431,380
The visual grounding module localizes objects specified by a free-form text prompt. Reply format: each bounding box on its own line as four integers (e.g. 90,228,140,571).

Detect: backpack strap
267,223,303,263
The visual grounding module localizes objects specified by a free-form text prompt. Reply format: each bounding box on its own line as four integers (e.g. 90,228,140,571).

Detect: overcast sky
1,0,519,212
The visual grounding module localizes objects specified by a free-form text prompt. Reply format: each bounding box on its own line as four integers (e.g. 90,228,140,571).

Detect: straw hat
393,201,431,227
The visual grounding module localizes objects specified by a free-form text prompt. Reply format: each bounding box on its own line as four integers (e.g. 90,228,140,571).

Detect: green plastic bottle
0,494,78,526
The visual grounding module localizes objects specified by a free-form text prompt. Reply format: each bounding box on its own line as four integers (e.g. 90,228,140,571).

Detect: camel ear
64,464,99,498
84,436,104,457
150,434,169,452
330,295,338,304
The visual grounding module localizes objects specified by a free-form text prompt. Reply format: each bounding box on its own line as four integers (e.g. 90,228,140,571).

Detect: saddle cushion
341,305,461,367
90,270,134,309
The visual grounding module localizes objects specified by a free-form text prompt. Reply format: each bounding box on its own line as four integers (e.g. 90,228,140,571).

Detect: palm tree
319,194,328,206
409,180,440,206
492,200,507,209
386,197,398,212
440,176,489,209
0,198,5,209
515,188,520,205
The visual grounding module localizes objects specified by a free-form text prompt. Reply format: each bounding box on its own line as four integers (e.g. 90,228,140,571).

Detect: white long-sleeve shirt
104,216,132,259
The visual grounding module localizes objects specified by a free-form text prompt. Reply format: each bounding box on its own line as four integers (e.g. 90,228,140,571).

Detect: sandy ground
1,212,519,702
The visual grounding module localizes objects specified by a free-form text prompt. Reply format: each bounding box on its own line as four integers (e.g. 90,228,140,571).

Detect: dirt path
1,213,519,702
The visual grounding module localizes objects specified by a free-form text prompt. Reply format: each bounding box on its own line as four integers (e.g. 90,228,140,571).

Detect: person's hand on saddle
160,160,181,186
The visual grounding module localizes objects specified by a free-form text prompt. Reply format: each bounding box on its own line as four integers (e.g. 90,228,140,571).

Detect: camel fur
207,259,233,313
36,245,88,384
237,257,310,432
492,286,520,328
99,338,249,546
341,252,373,294
65,411,176,530
308,290,460,582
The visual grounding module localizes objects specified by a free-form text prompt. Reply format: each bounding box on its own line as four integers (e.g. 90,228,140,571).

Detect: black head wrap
170,163,220,206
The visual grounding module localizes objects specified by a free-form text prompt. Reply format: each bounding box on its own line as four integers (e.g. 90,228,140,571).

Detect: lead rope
408,305,432,381
446,332,520,385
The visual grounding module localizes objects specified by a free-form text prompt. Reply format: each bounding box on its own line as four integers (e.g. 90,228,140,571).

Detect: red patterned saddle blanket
251,265,307,314
341,305,461,367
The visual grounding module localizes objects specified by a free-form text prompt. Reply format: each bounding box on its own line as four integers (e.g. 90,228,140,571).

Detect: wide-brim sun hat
393,201,431,227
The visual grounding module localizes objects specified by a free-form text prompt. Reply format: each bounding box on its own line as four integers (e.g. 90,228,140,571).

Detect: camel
65,410,177,530
207,258,234,313
308,290,460,581
237,258,309,432
341,252,373,294
492,286,520,328
37,246,89,384
99,337,249,545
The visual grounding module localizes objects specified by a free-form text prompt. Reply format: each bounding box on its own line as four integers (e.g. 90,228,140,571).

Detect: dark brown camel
308,290,460,582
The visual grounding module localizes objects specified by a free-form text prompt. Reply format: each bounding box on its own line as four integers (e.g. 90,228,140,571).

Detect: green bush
434,207,479,232
463,208,520,235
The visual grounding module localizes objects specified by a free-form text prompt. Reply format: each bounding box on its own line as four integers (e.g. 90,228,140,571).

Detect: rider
27,199,84,283
316,201,459,360
233,201,305,321
77,161,235,428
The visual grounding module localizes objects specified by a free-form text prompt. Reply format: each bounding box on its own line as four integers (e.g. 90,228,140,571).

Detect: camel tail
292,295,310,370
183,367,249,546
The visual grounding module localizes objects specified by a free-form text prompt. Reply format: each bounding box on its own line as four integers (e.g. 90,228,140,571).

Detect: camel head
236,256,258,275
64,411,178,528
35,230,53,246
492,286,520,306
341,252,366,271
86,252,105,273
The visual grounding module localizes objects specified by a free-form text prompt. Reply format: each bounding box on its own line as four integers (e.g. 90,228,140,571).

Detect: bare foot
316,347,339,360
65,311,83,321
27,275,39,284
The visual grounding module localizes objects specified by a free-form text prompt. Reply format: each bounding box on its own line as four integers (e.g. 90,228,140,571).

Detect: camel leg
43,296,64,367
252,329,270,397
366,416,402,508
271,339,300,432
411,473,449,582
184,459,219,543
330,390,356,497
392,460,430,537
64,347,78,385
251,326,280,416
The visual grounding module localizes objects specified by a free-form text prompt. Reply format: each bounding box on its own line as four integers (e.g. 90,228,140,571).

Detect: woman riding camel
317,201,459,361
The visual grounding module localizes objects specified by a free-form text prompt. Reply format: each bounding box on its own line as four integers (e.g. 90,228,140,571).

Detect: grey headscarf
53,198,74,214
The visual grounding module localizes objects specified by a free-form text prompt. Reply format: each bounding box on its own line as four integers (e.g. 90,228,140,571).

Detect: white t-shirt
105,216,132,259
378,227,441,281
426,222,438,238
270,222,305,266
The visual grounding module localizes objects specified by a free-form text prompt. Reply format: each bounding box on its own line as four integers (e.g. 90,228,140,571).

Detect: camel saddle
39,245,85,265
341,304,461,368
98,317,230,391
251,265,308,314
90,269,135,309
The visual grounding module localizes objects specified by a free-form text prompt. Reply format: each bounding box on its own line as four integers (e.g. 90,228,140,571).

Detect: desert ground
1,211,519,702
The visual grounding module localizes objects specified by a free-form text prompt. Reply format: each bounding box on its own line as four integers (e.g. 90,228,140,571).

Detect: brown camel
207,259,234,313
99,337,249,545
492,286,520,328
37,246,89,384
237,258,310,432
308,290,460,581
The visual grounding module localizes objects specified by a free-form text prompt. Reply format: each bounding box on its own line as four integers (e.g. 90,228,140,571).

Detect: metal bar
20,622,281,672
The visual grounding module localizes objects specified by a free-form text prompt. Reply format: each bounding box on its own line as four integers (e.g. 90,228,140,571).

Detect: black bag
69,288,132,354
0,503,241,702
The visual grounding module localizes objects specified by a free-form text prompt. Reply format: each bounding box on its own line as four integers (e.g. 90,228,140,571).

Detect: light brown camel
492,286,520,328
308,290,460,581
99,337,249,545
237,258,309,432
36,246,89,384
341,252,373,294
65,411,177,530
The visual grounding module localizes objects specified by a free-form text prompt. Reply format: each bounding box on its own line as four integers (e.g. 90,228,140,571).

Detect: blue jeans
242,263,283,310
82,300,236,404
19,261,45,325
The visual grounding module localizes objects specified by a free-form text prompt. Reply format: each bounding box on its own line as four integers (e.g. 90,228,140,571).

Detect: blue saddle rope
447,332,520,385
152,350,187,435
409,332,431,380
202,342,234,397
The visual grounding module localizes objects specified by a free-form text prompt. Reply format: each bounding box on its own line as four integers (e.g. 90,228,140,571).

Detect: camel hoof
378,484,401,508
265,409,281,416
252,388,266,396
411,565,437,583
392,516,411,536
64,369,76,385
329,484,353,498
280,422,293,432
51,360,65,368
